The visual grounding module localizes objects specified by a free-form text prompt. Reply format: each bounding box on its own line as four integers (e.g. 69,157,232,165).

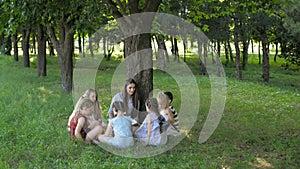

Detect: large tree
105,0,162,111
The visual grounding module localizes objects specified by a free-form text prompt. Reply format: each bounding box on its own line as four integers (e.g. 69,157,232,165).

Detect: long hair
146,98,159,117
122,78,139,113
72,88,102,121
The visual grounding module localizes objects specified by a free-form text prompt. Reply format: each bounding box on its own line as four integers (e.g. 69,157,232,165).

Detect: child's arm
167,109,175,124
75,117,85,138
146,117,152,145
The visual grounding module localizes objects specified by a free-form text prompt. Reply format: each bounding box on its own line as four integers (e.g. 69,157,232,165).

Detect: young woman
134,98,161,146
68,89,105,130
98,101,135,148
108,78,140,119
69,99,103,144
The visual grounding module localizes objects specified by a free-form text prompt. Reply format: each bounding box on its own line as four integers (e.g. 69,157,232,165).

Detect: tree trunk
37,24,47,77
203,39,208,66
124,33,153,111
274,42,278,62
78,32,82,54
261,27,269,82
47,18,74,91
31,35,36,54
163,38,169,63
173,38,180,62
48,39,55,56
258,41,261,64
82,33,85,57
103,36,107,58
0,33,3,52
13,33,19,62
183,37,187,62
22,29,31,68
224,42,229,66
233,16,242,80
2,34,12,56
197,37,206,75
227,40,234,62
242,39,249,70
88,33,94,57
217,40,221,58
155,35,166,70
251,39,254,53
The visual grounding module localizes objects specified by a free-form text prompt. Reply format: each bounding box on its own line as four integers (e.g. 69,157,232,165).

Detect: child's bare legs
98,123,113,143
85,125,103,144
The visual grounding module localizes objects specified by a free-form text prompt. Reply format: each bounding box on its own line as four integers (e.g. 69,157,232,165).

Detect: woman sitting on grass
134,98,161,146
98,101,135,148
107,78,140,120
68,88,106,131
69,99,103,144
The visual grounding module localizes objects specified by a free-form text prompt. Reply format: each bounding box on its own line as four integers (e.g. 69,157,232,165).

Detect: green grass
0,53,299,168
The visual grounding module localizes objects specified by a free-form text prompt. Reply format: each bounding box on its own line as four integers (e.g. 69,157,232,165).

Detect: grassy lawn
0,53,299,168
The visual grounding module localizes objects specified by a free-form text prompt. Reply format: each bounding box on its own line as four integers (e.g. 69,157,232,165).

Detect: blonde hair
157,92,168,110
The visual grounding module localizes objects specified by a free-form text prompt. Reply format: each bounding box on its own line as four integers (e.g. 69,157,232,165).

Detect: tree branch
46,25,59,49
104,0,123,19
128,0,139,14
143,0,161,12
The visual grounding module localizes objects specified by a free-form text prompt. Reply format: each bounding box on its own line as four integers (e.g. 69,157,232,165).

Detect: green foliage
280,0,300,65
1,53,299,168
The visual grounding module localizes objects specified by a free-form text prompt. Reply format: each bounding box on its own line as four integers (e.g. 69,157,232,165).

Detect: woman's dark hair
123,78,139,113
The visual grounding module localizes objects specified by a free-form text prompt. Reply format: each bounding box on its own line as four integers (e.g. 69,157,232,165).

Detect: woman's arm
75,117,85,138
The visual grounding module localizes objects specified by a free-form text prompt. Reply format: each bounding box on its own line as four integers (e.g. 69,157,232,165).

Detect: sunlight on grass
249,157,274,168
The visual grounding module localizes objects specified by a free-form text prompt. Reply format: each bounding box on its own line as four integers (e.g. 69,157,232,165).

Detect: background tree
104,0,162,111
281,0,300,66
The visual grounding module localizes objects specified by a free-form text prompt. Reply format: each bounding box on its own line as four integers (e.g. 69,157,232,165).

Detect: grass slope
0,54,299,168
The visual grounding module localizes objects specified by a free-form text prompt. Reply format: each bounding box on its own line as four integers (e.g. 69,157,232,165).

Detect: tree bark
78,32,82,54
242,39,249,70
261,27,269,82
103,36,107,58
37,24,47,77
173,38,180,62
155,35,166,71
233,16,242,80
274,42,278,62
258,41,261,64
197,37,206,75
227,40,234,62
47,18,74,91
13,33,19,62
48,39,55,56
124,34,153,111
22,29,31,68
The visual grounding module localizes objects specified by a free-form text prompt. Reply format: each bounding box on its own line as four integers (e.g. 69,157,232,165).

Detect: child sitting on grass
134,98,161,146
98,101,134,149
70,98,103,144
157,91,180,136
